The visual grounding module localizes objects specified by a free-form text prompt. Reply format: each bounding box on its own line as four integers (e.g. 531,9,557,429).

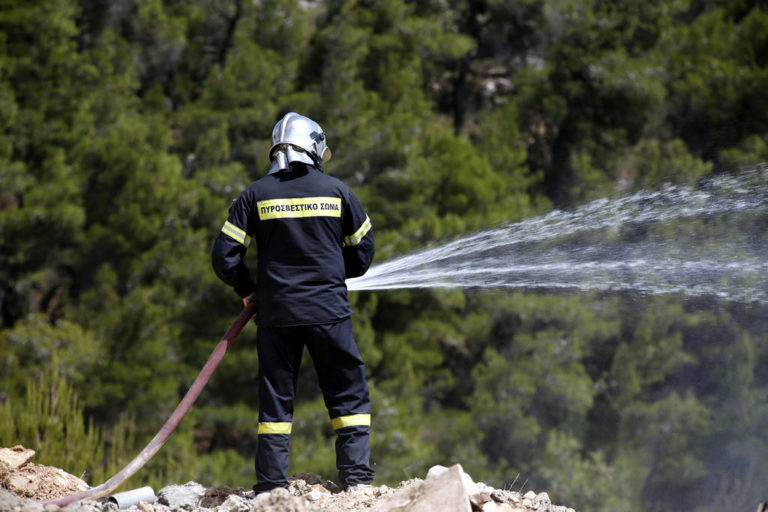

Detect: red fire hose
41,302,258,507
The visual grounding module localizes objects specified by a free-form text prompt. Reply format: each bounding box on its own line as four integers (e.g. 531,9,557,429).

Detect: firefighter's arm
211,194,256,297
342,190,375,278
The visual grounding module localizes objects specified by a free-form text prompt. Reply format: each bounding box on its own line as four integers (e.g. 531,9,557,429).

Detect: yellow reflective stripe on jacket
222,220,252,247
331,414,371,430
344,216,371,247
258,422,292,434
257,197,342,220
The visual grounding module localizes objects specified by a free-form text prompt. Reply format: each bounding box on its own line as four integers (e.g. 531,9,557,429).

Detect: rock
426,464,479,495
3,462,89,500
216,494,250,512
198,485,244,508
490,490,522,505
481,504,527,512
305,490,321,502
0,488,25,510
425,465,449,479
469,491,492,510
26,502,47,512
0,446,36,471
67,500,107,512
0,454,578,512
250,487,309,512
136,503,155,512
7,472,34,491
289,473,341,494
157,481,206,509
375,464,471,512
356,484,376,497
475,482,496,494
255,492,272,502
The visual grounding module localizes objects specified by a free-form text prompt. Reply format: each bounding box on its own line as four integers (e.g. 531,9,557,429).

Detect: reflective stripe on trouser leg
331,414,370,430
306,320,374,485
258,422,292,434
254,325,304,492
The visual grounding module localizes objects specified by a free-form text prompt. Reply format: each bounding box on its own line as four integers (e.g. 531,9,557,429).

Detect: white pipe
107,486,157,509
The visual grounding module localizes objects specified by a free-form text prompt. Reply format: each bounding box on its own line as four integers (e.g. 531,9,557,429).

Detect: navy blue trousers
253,318,374,492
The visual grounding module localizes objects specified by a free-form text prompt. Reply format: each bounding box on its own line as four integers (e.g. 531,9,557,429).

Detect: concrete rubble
0,446,90,501
1,445,576,512
0,447,36,471
157,482,206,509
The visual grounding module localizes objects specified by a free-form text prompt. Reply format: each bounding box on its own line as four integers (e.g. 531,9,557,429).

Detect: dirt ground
0,446,89,501
0,445,575,512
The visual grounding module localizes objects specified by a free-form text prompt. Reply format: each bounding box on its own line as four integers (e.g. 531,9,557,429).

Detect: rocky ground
0,446,576,512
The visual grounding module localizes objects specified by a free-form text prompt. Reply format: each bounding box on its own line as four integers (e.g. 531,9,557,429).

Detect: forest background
1,1,768,511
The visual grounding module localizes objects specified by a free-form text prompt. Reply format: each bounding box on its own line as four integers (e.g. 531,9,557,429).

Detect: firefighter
211,112,375,493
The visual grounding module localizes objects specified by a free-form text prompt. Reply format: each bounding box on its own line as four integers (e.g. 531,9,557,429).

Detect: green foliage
659,7,768,160
2,2,768,511
615,138,714,190
0,362,134,485
539,432,647,512
0,315,103,395
720,135,768,171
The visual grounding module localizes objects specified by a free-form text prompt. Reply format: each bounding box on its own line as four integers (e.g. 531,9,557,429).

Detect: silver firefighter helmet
268,112,332,173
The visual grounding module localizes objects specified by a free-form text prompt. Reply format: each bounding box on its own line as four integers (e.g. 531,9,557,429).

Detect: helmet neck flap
268,112,332,174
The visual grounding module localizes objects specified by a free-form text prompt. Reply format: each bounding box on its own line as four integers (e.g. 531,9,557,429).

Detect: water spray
348,167,768,303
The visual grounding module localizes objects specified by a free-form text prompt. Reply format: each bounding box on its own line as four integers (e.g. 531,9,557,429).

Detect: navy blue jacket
212,163,374,326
